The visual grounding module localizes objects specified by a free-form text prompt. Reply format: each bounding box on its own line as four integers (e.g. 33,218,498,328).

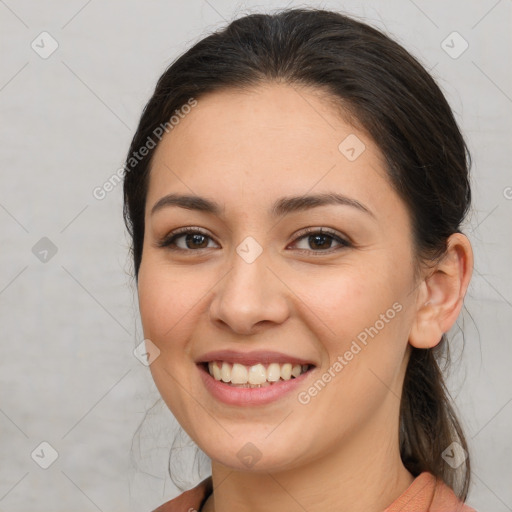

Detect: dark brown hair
123,7,472,499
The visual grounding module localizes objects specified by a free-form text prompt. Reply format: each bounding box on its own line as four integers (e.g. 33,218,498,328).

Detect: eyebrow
150,192,375,219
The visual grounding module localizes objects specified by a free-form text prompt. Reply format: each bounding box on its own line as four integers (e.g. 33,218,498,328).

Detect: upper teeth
208,361,309,384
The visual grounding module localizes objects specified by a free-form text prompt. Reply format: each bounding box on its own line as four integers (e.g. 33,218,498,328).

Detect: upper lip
195,349,316,367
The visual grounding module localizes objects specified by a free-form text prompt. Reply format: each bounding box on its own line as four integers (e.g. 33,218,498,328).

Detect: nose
208,246,290,335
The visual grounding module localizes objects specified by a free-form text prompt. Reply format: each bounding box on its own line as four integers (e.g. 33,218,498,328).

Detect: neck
203,410,415,512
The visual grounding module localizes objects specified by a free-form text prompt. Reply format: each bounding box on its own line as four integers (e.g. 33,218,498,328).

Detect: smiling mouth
201,361,314,388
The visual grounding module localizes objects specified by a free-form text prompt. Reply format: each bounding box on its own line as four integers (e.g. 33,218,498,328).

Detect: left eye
157,228,351,253
291,229,351,252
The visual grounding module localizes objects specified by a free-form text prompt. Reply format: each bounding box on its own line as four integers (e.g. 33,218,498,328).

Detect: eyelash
156,226,352,255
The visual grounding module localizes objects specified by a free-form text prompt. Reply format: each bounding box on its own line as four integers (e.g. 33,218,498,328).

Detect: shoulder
150,476,213,512
384,472,479,512
150,472,480,512
430,473,478,512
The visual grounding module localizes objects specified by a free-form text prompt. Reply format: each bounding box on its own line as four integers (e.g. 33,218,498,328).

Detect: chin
203,436,307,474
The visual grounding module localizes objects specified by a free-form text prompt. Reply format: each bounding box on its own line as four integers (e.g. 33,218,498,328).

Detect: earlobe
409,233,473,350
409,282,444,349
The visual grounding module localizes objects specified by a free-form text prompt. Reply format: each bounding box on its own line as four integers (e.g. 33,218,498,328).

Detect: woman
123,8,477,512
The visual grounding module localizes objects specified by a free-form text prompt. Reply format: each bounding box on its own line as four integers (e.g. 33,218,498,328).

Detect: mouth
195,349,318,405
199,361,315,388
197,361,316,406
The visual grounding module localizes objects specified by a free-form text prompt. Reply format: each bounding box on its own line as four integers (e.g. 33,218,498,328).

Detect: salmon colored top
151,471,477,512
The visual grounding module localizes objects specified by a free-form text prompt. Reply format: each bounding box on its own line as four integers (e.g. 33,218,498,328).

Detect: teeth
231,363,248,384
267,363,281,382
221,362,231,383
206,361,310,385
281,363,292,380
211,362,222,381
248,363,267,385
291,364,302,378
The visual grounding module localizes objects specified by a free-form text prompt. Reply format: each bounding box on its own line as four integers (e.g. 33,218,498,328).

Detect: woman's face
137,83,423,473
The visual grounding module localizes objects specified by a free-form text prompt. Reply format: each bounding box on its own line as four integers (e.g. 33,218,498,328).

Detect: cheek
137,262,204,417
137,261,205,350
291,262,411,411
293,261,404,347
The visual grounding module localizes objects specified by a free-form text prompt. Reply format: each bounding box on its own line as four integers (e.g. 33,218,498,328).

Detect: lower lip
197,364,314,406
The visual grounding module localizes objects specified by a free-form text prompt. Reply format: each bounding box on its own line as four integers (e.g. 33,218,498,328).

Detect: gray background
1,0,511,511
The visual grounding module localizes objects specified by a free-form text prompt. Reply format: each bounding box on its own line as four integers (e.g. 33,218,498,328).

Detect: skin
136,83,473,512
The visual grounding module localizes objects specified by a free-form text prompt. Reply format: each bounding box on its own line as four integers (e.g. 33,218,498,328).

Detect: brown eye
157,228,217,251
183,233,209,249
157,227,351,255
291,228,351,253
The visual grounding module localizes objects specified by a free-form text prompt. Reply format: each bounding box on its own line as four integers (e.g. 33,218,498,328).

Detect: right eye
157,228,219,252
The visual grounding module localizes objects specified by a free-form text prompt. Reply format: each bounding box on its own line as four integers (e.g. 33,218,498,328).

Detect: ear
409,233,473,349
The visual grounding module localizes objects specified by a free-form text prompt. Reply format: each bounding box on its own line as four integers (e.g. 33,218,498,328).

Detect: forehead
146,83,396,219
153,83,367,161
